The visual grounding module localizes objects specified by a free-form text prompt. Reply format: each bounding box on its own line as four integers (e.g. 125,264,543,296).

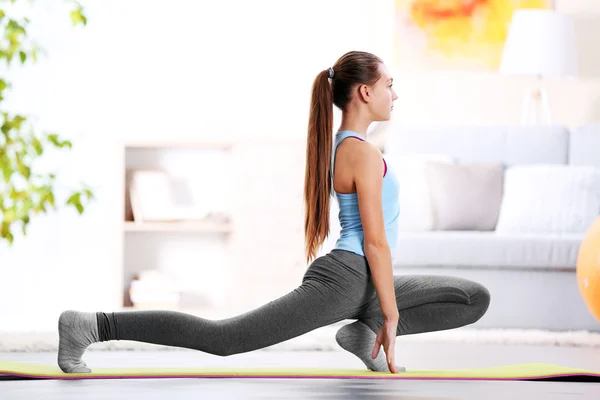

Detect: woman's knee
469,282,491,322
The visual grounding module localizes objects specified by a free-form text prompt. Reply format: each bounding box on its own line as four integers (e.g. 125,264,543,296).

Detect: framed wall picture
393,0,554,71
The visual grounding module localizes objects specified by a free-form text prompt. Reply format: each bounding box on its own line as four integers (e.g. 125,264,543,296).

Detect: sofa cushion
426,162,504,231
495,165,600,234
393,231,584,269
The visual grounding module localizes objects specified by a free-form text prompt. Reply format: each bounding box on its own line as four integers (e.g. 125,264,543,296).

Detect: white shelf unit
120,139,235,309
122,139,235,149
123,220,233,233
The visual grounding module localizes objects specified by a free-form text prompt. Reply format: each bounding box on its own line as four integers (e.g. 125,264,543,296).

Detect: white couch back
570,123,600,167
384,124,572,166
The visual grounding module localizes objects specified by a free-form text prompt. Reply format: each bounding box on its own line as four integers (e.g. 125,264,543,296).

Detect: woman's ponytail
303,69,334,263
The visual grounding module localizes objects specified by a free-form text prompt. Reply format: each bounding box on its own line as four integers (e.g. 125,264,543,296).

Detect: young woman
57,51,490,375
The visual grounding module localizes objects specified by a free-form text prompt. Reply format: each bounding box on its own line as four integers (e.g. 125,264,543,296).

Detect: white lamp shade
499,9,578,78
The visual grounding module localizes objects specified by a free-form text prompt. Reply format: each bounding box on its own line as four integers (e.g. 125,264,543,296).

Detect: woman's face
368,63,398,122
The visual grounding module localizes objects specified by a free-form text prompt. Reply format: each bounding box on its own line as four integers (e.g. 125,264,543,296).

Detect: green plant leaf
16,156,30,179
12,115,25,129
0,162,12,183
70,9,87,27
1,222,13,245
19,51,26,63
7,19,26,36
31,46,38,62
66,192,84,214
1,122,10,136
3,208,16,223
47,133,59,145
0,80,6,101
32,137,43,155
46,133,72,149
49,192,55,207
67,192,80,205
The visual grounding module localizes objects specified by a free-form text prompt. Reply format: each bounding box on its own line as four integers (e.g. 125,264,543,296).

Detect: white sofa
383,124,600,332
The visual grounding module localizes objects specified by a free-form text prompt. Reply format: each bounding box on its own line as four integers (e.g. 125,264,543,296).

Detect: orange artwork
394,0,553,71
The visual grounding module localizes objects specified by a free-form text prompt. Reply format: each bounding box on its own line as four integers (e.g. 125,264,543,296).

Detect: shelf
122,139,235,150
124,220,233,233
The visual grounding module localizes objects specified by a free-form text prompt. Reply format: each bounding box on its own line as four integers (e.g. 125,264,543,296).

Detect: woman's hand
372,318,399,373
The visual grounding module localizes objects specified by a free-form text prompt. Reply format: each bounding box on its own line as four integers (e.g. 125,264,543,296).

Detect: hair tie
328,67,334,79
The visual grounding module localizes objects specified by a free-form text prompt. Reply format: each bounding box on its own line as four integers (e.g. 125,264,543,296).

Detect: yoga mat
1,361,600,382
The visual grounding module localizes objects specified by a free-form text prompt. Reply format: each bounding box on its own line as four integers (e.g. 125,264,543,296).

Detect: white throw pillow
495,165,600,234
426,162,505,231
385,154,454,231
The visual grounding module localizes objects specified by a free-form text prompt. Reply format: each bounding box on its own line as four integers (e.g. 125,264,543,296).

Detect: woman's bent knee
469,283,491,323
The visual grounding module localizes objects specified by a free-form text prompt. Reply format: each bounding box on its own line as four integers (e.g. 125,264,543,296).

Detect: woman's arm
352,144,398,321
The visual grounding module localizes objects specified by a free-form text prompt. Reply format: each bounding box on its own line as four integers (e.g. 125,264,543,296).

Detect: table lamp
499,9,578,125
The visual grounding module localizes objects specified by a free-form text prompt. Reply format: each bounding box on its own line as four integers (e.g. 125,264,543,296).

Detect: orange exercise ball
577,217,600,323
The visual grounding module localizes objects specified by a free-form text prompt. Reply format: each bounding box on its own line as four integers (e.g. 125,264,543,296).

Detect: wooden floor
2,343,600,399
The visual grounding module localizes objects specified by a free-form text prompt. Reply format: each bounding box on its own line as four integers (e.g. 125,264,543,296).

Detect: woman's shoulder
336,133,380,157
338,139,383,178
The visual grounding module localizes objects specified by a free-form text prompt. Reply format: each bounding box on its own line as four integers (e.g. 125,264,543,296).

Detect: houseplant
0,1,92,245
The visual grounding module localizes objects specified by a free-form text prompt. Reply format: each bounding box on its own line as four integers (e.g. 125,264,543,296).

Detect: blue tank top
331,130,400,259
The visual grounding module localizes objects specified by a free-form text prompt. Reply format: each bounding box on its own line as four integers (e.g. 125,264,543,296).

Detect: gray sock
57,310,99,373
335,320,406,373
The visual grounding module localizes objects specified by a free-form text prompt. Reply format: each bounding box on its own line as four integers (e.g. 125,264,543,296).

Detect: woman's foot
57,310,99,373
335,320,406,373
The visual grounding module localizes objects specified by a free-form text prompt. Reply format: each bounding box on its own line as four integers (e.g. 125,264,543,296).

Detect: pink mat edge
2,371,600,381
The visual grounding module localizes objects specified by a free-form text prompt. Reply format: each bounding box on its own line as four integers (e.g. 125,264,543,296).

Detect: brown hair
303,51,383,263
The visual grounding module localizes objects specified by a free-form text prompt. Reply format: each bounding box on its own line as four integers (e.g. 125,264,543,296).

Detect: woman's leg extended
58,250,373,372
358,274,491,335
96,279,353,357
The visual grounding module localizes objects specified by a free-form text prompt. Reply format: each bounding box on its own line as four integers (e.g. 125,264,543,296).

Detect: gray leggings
97,250,490,356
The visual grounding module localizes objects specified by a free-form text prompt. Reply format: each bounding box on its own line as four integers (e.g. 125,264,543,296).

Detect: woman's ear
358,84,371,103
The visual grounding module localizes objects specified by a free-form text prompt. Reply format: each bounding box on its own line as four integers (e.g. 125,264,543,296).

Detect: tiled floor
2,342,600,399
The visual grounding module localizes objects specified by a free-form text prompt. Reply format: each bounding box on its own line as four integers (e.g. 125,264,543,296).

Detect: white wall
1,0,600,332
